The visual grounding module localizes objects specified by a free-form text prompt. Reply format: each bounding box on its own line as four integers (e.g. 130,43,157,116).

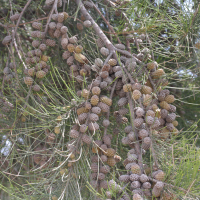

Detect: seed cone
46,39,56,47
152,69,165,79
108,58,117,66
91,163,98,173
24,77,33,86
132,193,143,200
32,22,43,30
141,85,152,94
74,53,87,64
154,170,165,181
119,175,130,183
105,148,116,156
160,101,170,110
131,164,141,175
10,13,20,21
134,118,144,127
90,95,99,106
107,157,116,166
81,89,90,99
100,180,108,189
100,96,112,106
132,90,141,100
165,95,175,103
69,129,79,138
36,70,46,79
152,181,164,197
143,94,152,106
82,134,92,144
147,61,157,70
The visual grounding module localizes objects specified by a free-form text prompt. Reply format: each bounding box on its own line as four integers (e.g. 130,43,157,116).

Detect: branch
126,39,131,53
123,67,135,84
0,22,7,28
13,0,33,38
126,92,143,173
144,68,156,92
115,48,157,91
7,38,20,85
146,34,155,61
13,36,27,69
149,128,159,168
104,52,113,65
75,0,116,56
103,80,118,136
105,7,112,42
134,36,140,51
92,4,122,44
44,0,59,35
2,59,9,92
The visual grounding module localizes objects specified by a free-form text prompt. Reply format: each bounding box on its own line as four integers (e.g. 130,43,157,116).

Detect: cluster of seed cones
100,37,178,199
57,21,178,200
102,124,166,199
90,141,120,191
23,14,70,91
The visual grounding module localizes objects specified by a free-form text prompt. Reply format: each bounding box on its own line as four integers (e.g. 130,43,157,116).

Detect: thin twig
7,37,20,85
9,0,13,16
123,67,135,84
63,0,66,12
103,80,118,136
149,127,159,168
126,92,143,173
115,47,132,58
126,39,131,53
16,33,27,59
146,34,155,61
92,4,121,44
13,36,27,69
75,0,116,56
13,0,33,38
2,59,9,92
134,36,140,51
144,68,156,92
102,28,159,35
172,144,174,165
104,52,113,65
183,179,196,199
0,22,7,28
9,17,48,27
44,0,59,35
105,7,112,42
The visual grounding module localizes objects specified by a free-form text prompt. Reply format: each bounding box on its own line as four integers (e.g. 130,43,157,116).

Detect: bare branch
13,0,33,38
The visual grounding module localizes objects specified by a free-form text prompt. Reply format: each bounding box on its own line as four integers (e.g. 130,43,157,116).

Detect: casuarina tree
0,0,200,199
